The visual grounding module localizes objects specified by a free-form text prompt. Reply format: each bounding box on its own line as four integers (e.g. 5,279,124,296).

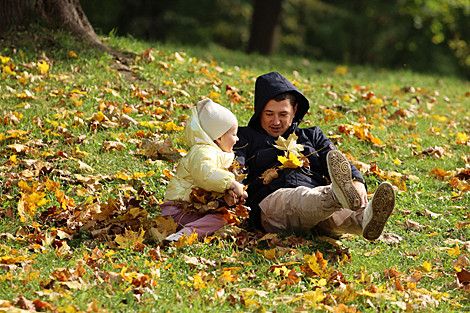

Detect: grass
0,25,469,312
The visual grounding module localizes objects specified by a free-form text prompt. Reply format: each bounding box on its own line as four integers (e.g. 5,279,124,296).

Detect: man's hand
353,180,368,207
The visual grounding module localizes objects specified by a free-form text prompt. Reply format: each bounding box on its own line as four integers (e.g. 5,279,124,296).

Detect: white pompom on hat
196,99,237,140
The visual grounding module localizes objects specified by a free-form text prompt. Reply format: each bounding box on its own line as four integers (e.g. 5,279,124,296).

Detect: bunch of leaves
260,133,310,185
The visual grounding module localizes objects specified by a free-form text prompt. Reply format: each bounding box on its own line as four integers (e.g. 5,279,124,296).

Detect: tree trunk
247,0,284,55
0,0,123,57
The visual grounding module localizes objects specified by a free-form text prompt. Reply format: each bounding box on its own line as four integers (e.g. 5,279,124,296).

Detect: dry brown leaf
14,295,35,311
260,168,278,185
51,268,73,282
102,141,126,152
406,272,422,283
121,114,139,126
383,267,402,279
422,208,442,219
452,255,469,268
402,219,427,231
141,48,155,63
457,268,470,285
77,160,94,172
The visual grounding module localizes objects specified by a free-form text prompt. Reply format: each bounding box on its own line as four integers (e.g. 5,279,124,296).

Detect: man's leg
259,185,343,234
327,150,362,211
259,182,395,239
314,182,395,239
312,209,364,236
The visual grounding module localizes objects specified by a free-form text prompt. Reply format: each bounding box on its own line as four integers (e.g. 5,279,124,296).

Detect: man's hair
272,92,297,107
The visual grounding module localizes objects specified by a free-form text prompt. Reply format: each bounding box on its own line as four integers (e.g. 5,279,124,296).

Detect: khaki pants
259,185,364,236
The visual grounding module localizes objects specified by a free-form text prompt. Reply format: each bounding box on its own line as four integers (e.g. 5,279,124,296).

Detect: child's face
215,122,238,153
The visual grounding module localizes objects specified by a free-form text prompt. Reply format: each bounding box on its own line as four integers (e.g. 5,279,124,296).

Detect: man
234,72,395,240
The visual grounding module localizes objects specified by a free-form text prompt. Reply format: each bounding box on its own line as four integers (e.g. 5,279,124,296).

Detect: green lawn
0,26,469,312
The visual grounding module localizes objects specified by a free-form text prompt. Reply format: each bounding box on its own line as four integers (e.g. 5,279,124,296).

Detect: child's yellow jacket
163,107,235,203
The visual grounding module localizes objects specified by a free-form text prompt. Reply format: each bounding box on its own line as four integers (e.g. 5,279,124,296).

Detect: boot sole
363,182,395,240
327,150,362,211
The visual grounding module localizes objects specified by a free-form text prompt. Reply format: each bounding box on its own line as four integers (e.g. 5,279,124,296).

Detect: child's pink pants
160,202,227,239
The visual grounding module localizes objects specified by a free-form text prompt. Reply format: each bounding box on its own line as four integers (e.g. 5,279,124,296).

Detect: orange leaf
260,168,278,185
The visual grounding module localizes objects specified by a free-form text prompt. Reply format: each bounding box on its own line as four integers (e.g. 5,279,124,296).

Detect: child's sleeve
187,148,235,194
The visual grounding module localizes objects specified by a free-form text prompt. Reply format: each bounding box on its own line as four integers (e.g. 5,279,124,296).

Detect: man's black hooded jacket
234,72,364,231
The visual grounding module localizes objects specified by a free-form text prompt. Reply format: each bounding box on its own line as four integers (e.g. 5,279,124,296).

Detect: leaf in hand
278,152,301,169
273,133,304,157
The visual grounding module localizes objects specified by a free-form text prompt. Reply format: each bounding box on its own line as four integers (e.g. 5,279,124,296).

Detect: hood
186,106,221,150
248,72,309,130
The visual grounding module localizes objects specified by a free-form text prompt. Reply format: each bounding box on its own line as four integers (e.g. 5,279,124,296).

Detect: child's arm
188,147,235,193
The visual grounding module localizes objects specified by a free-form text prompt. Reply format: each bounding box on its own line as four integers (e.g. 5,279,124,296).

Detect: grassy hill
0,26,469,312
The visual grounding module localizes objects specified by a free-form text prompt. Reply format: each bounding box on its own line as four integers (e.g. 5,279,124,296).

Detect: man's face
260,99,297,137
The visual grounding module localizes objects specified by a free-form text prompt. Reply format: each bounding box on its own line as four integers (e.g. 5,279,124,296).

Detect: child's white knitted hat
196,99,237,140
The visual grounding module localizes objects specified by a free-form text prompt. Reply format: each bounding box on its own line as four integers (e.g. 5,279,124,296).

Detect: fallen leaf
457,268,470,285
383,267,402,279
102,141,126,152
115,228,146,250
452,255,469,269
406,272,422,283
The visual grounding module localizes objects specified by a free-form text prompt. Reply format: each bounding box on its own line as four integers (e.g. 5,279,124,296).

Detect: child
161,99,247,243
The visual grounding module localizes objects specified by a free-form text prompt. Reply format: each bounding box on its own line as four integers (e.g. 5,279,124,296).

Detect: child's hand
229,181,248,204
224,189,237,206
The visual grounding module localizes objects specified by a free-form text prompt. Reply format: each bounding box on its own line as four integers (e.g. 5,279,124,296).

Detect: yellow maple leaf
208,91,221,100
38,61,49,75
264,248,277,260
304,254,322,276
370,136,383,146
115,172,129,180
9,154,18,164
0,255,29,264
303,288,326,304
163,121,184,131
2,65,15,75
192,274,206,289
422,260,432,273
153,216,178,234
0,55,10,63
132,172,146,178
273,133,304,157
334,65,348,76
17,191,47,222
45,178,60,192
115,228,146,250
456,132,468,142
393,158,402,165
447,244,460,257
278,152,301,169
